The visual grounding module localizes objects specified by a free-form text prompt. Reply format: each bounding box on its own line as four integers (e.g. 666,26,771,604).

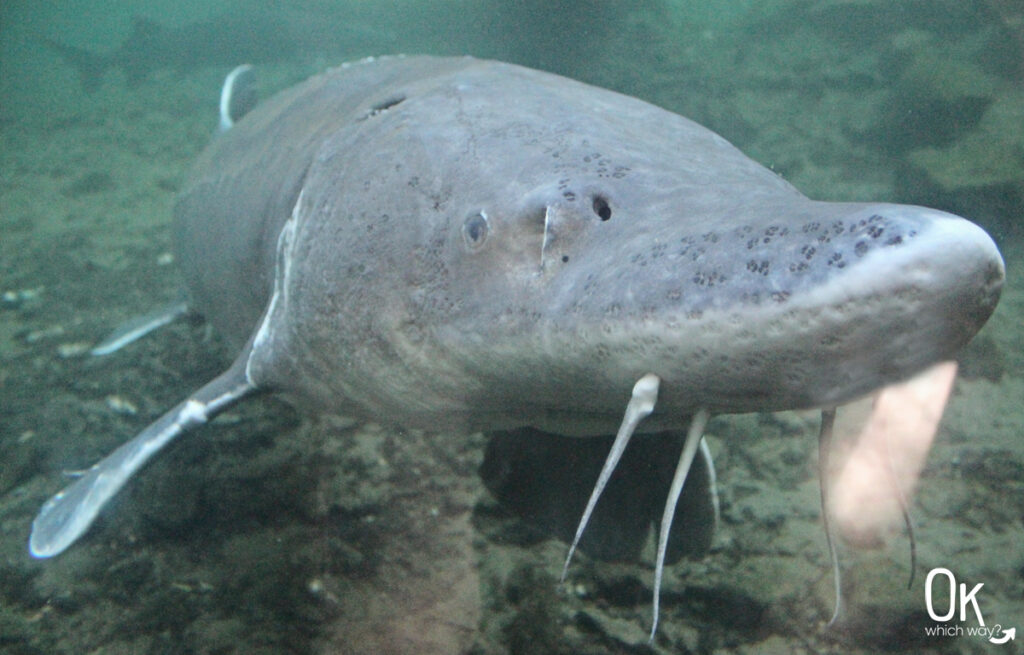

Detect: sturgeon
29,56,1004,637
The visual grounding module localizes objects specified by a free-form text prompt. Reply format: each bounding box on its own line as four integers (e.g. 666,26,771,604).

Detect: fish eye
462,211,489,250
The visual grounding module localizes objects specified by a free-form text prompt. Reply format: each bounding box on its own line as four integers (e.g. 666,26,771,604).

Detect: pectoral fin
29,355,257,558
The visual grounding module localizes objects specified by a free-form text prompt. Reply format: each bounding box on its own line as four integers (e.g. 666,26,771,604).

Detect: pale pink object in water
830,361,959,547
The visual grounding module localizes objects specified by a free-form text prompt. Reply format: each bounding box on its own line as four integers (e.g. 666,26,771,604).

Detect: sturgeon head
245,58,1004,437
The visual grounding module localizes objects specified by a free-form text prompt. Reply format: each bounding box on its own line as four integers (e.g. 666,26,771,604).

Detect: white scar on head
540,205,552,270
829,361,958,546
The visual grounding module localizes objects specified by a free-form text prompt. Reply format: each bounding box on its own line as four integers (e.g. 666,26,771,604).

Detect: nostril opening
593,196,612,221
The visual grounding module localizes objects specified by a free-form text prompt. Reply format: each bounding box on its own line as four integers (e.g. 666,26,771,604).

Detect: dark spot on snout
746,260,771,276
827,252,846,268
592,196,612,221
692,270,726,287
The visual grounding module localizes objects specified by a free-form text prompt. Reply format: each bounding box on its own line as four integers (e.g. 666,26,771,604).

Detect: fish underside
28,56,1005,640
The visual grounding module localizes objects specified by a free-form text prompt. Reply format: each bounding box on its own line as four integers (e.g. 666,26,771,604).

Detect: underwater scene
0,1,1021,653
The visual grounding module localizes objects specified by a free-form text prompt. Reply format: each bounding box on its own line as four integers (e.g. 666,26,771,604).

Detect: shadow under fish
481,427,716,565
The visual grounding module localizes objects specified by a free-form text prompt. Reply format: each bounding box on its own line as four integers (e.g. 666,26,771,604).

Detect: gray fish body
30,55,1003,562
177,55,1002,435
